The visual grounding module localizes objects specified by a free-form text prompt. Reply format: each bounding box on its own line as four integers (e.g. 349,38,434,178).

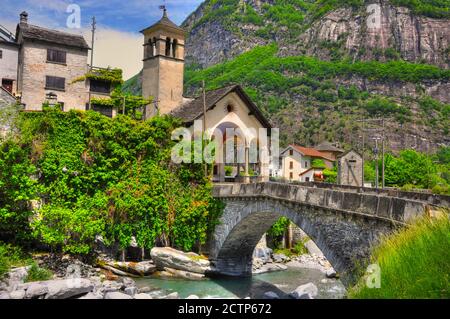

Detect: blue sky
0,0,204,79
0,0,203,33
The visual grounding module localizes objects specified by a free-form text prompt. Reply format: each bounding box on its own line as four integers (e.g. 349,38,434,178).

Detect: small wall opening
172,39,178,58
165,37,172,56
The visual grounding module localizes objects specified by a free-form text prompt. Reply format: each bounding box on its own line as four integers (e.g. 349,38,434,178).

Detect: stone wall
0,43,19,94
337,151,363,187
18,41,89,111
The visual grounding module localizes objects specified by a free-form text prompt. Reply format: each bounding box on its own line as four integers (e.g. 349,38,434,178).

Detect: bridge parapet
213,182,445,225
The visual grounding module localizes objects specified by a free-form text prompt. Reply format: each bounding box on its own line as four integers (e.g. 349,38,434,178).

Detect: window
305,161,308,168
2,79,13,93
47,49,66,64
290,161,294,170
45,76,65,91
90,79,111,94
290,172,293,180
0,50,3,59
165,37,171,56
172,39,178,58
59,102,64,111
92,104,113,118
289,149,293,156
306,177,310,182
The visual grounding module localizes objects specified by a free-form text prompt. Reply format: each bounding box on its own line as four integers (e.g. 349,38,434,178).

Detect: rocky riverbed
0,247,345,299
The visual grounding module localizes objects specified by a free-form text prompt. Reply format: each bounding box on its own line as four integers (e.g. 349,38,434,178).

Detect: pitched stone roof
140,10,185,34
17,23,90,49
170,85,271,128
316,141,345,153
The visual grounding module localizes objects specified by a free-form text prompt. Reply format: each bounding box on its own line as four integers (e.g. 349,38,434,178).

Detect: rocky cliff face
299,2,449,68
183,0,449,69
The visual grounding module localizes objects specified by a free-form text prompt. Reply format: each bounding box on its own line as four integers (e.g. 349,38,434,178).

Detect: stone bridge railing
273,181,450,208
213,182,447,225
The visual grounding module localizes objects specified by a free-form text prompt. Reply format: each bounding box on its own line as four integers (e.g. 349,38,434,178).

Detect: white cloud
82,27,143,80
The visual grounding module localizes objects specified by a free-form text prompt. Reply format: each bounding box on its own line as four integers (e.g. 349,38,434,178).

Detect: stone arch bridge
209,182,449,284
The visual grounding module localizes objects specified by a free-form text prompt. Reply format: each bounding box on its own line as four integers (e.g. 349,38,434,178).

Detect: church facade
140,9,273,182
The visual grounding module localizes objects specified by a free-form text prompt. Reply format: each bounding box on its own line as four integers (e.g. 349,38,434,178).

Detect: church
140,9,272,183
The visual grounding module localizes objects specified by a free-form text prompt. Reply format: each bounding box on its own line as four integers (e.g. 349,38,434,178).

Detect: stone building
337,150,363,187
315,141,344,161
280,144,334,182
141,9,272,182
0,25,19,95
15,12,91,111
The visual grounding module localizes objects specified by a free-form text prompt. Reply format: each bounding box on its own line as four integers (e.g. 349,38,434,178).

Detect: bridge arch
209,198,395,285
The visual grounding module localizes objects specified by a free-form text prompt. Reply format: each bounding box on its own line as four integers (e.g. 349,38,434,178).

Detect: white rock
25,283,49,299
0,292,10,299
134,293,153,299
186,295,200,299
164,292,179,299
78,292,103,299
124,286,138,297
263,291,280,299
104,291,133,299
150,247,210,274
44,279,94,299
326,269,337,279
9,289,26,299
290,283,318,299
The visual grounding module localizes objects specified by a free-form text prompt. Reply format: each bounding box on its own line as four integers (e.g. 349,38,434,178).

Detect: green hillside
185,44,449,146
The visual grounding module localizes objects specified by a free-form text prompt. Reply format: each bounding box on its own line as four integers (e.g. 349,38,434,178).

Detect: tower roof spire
140,5,185,34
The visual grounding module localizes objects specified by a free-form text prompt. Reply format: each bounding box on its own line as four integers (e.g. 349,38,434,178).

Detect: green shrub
25,263,53,283
349,215,450,299
0,243,32,278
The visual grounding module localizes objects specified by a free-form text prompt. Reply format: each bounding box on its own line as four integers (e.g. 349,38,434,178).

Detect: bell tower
141,8,185,118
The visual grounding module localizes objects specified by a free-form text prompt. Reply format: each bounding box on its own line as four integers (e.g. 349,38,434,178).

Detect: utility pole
372,137,382,189
202,80,208,178
382,118,385,189
88,16,96,111
361,116,365,187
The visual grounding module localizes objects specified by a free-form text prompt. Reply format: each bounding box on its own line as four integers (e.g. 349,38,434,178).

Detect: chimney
20,11,28,24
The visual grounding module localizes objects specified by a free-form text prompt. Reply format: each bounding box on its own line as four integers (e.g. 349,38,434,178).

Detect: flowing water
135,266,347,299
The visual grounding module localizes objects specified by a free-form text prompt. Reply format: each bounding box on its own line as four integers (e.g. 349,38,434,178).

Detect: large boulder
154,267,205,280
21,279,94,299
100,260,156,277
150,247,210,274
290,283,319,299
25,283,49,299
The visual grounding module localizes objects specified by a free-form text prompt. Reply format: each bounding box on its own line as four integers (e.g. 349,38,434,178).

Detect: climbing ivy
0,109,223,255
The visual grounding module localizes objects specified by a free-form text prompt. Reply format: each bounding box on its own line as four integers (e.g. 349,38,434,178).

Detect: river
135,266,347,299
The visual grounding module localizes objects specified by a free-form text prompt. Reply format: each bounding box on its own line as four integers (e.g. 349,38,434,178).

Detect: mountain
125,0,450,153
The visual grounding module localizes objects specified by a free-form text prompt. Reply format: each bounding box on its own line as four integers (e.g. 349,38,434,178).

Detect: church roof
16,23,90,50
170,85,271,128
316,141,344,153
140,9,185,34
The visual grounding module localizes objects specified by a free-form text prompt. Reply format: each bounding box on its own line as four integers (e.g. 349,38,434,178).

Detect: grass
0,242,33,278
24,263,53,283
349,214,450,299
